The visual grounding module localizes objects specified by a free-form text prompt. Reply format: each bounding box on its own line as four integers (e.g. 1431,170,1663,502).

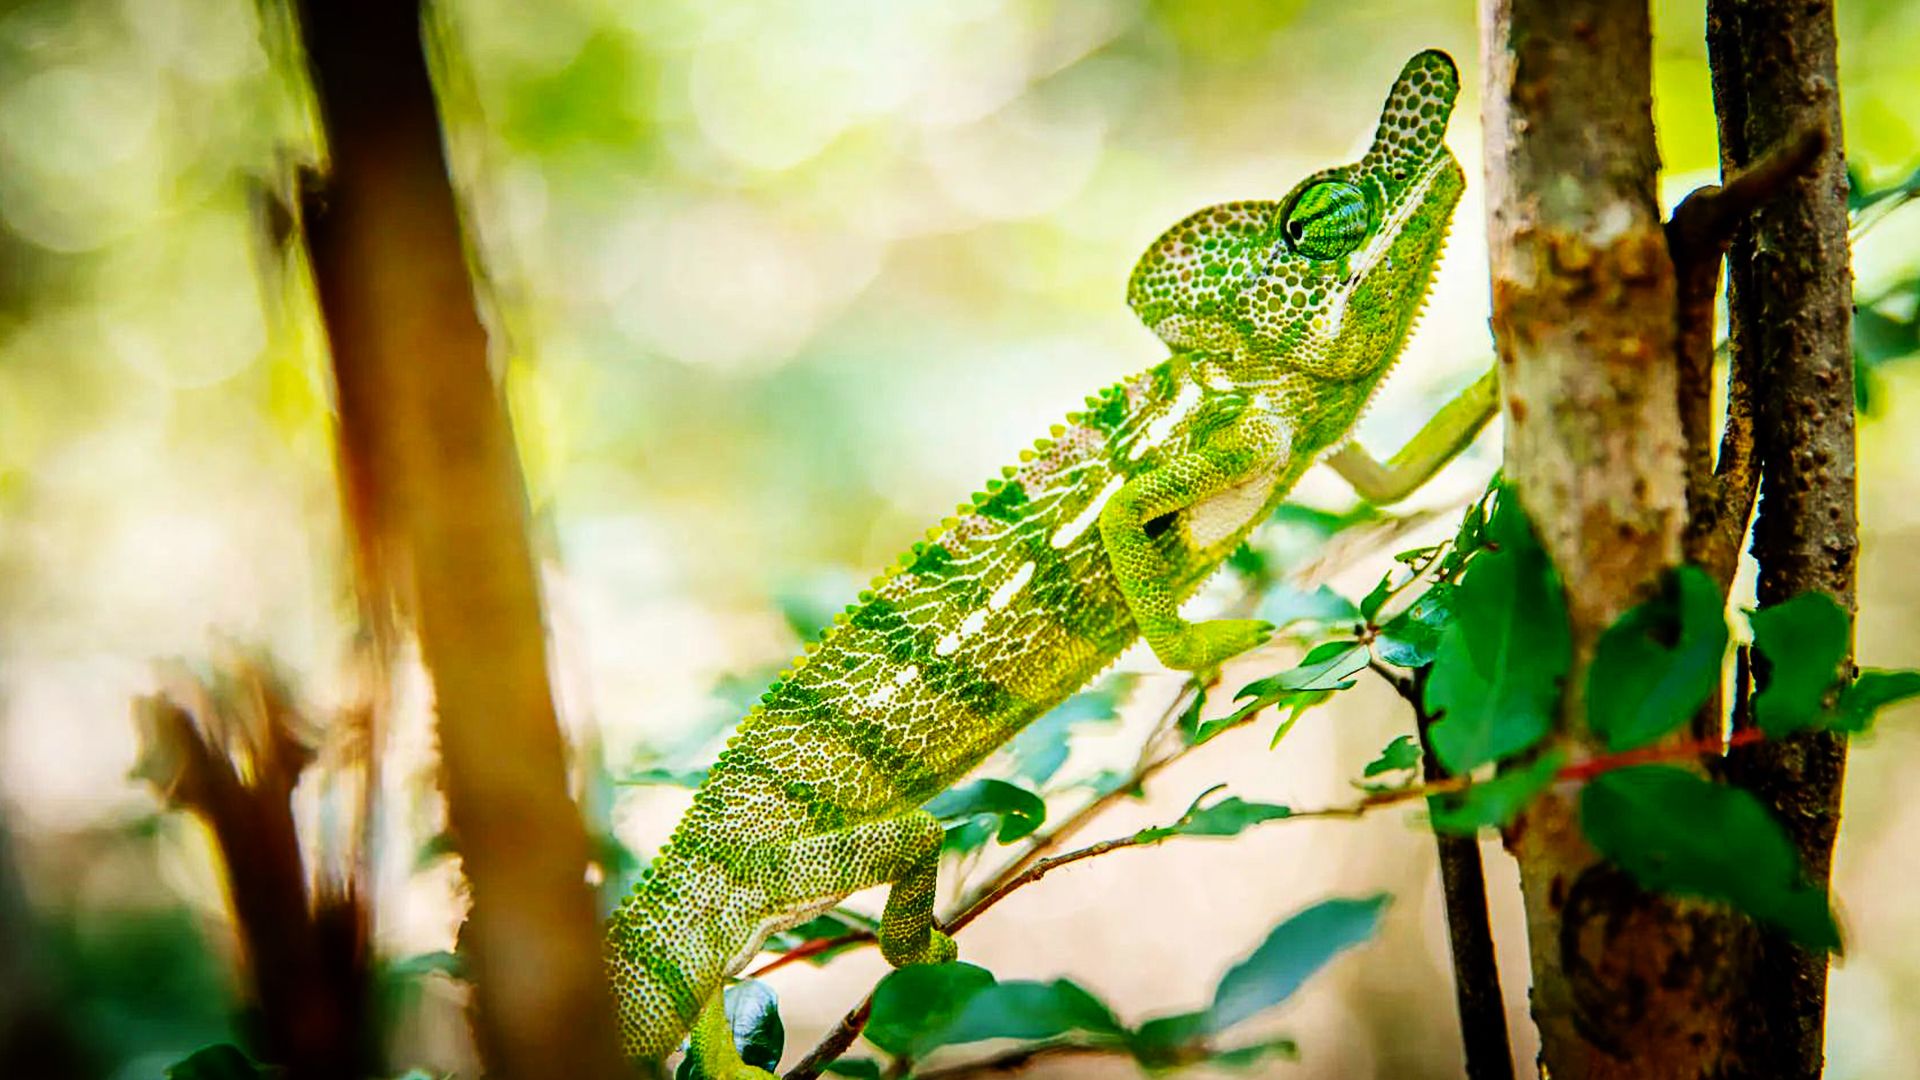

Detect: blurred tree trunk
1708,1,1856,1076
293,1,627,1076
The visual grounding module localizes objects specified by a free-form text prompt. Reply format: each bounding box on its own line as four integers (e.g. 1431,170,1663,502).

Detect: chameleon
607,49,1496,1078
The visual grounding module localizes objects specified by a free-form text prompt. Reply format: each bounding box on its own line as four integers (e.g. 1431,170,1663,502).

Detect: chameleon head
1126,49,1464,383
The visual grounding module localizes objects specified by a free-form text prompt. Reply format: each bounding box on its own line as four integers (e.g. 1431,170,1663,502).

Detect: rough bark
1482,3,1748,1076
1707,2,1857,1075
294,2,628,1076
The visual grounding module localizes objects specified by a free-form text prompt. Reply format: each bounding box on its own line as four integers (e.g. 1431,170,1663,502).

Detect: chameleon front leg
1326,367,1498,504
1100,414,1286,671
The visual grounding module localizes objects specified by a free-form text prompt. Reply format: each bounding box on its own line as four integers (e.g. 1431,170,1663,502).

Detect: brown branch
292,1,626,1075
783,995,874,1080
1390,665,1514,1080
1671,125,1829,588
910,1041,1129,1080
1707,2,1857,1074
132,660,372,1078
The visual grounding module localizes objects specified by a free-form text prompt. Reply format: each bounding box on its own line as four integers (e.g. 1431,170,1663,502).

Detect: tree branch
1707,2,1857,1073
1671,125,1829,589
293,1,626,1073
1390,665,1514,1080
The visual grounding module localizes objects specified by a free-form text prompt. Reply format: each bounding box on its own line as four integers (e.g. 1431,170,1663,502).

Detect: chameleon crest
607,51,1464,1078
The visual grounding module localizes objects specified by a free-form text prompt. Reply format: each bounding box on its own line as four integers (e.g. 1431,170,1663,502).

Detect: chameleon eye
1281,180,1371,260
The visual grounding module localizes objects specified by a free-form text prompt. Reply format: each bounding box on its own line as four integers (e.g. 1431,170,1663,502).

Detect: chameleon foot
1149,618,1274,671
883,927,958,967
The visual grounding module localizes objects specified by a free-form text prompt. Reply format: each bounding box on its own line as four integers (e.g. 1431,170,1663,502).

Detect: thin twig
1396,665,1514,1080
910,1041,1129,1079
783,995,874,1080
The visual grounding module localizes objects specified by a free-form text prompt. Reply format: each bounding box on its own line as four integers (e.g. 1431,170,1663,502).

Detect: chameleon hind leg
783,809,956,967
1100,410,1288,671
682,813,955,1078
689,989,775,1080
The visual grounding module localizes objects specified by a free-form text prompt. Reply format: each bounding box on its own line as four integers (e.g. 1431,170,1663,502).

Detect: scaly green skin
607,50,1465,1077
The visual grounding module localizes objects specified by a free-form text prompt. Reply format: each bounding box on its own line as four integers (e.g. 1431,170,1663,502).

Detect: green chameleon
607,49,1496,1077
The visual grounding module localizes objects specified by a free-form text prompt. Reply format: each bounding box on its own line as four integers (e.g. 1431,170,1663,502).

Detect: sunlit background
3,0,1919,1076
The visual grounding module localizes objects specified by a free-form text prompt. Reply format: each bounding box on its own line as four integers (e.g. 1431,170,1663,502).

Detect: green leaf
1586,566,1729,751
1006,673,1136,784
927,779,1047,853
1849,160,1920,213
1175,684,1213,745
1427,751,1565,834
1234,641,1368,700
1256,584,1361,630
1206,894,1390,1033
1128,1011,1211,1065
864,962,998,1058
1831,669,1920,733
678,982,785,1079
1579,766,1839,950
1215,642,1364,741
1436,482,1498,580
1751,591,1851,738
165,1045,274,1080
1209,1036,1302,1069
1358,573,1395,620
618,766,709,788
1424,494,1569,772
1362,735,1421,778
931,979,1126,1048
822,1060,882,1080
1135,792,1292,844
1374,583,1453,668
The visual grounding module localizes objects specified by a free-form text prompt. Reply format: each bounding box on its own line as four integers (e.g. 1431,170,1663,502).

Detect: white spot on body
958,608,989,638
935,633,961,656
868,682,898,708
1052,474,1124,549
895,665,919,685
989,561,1036,610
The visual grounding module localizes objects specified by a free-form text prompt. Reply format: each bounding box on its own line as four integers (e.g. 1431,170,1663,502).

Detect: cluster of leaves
696,896,1387,1079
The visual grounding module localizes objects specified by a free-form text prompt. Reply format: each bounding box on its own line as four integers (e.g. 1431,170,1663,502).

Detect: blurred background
2,0,1918,1076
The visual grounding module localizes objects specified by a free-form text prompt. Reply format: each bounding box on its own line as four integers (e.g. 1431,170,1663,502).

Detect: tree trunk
1707,2,1856,1075
1482,2,1747,1075
295,2,628,1076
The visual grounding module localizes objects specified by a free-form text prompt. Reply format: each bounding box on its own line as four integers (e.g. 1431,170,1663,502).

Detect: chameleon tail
604,849,744,1061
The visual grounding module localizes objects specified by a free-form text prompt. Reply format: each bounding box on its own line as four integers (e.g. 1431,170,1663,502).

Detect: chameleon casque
608,50,1488,1077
